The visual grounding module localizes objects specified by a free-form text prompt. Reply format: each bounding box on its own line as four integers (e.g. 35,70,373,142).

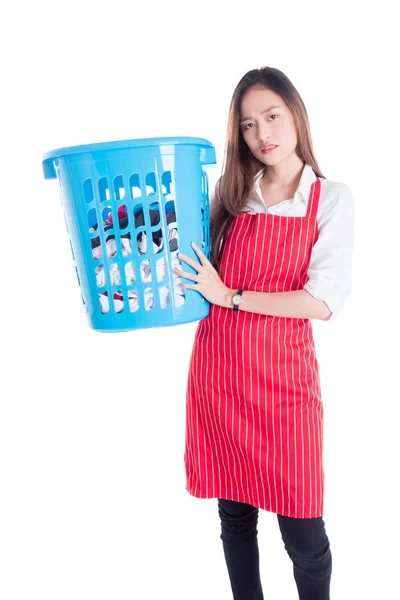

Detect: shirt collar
253,162,317,204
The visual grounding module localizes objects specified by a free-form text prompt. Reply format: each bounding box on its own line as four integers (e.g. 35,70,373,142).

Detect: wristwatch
232,289,244,311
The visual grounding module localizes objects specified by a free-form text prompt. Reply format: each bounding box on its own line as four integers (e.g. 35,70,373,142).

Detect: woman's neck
261,155,305,188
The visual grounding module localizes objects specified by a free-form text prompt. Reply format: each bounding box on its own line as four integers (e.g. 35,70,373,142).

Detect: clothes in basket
90,205,185,313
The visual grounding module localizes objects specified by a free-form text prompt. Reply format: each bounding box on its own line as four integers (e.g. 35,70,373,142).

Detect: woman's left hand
173,242,232,308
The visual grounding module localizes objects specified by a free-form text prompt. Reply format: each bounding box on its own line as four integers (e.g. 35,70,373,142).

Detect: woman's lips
261,145,278,154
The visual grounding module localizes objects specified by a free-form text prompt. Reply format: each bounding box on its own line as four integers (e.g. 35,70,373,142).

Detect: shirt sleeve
304,182,355,321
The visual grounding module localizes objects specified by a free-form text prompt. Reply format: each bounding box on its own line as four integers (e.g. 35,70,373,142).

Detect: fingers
177,252,197,267
191,242,210,263
173,267,198,281
179,242,210,269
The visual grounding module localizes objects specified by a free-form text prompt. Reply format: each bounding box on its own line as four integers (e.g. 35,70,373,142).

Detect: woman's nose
258,128,272,143
259,133,272,144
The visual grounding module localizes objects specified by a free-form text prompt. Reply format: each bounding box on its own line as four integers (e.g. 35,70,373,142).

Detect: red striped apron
184,177,324,518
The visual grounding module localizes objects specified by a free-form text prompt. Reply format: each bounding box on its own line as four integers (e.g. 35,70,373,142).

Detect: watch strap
233,289,244,311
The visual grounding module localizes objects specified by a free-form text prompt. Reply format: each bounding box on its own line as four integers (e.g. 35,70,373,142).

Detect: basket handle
199,145,217,166
42,157,57,180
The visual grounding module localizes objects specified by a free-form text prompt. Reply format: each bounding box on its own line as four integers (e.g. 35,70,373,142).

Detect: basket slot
130,173,142,199
83,178,94,203
145,172,157,196
114,175,126,200
161,170,173,195
98,177,110,202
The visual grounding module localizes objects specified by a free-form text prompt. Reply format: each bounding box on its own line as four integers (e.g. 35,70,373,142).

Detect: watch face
233,295,242,305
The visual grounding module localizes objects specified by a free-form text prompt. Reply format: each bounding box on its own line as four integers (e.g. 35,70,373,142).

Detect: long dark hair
210,66,326,272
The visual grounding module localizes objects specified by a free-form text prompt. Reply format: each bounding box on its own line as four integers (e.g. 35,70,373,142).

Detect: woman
174,66,354,600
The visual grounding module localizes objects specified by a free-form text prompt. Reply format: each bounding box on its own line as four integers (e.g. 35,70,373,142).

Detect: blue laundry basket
42,136,216,333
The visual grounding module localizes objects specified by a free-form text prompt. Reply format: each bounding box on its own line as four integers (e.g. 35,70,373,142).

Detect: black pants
218,498,332,600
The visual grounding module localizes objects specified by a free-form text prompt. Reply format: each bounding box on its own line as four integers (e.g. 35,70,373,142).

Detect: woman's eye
243,114,278,130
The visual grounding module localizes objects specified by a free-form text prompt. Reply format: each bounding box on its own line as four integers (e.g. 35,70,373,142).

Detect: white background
1,1,399,598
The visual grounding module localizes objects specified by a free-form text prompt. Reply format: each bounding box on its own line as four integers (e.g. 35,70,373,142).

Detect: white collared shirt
210,163,355,320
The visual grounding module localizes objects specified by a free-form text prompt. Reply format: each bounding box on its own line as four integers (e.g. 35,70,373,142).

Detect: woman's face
239,87,298,167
